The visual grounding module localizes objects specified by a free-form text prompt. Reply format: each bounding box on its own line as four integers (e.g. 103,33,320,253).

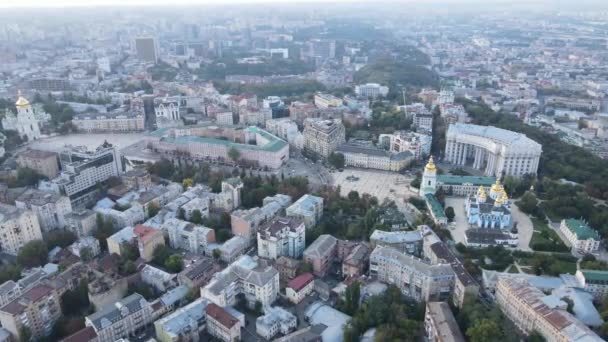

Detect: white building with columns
445,123,542,178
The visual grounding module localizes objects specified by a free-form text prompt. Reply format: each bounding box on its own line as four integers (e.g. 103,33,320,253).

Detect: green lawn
529,218,569,252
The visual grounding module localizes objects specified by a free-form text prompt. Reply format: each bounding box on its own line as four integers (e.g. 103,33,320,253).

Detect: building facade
85,293,154,342
465,181,512,229
445,123,542,178
303,118,345,158
354,83,389,98
2,94,42,141
205,303,241,342
286,273,315,304
15,189,72,232
16,149,59,179
559,219,600,255
166,218,216,255
0,204,43,255
378,131,432,160
303,234,338,277
257,217,306,260
72,113,145,133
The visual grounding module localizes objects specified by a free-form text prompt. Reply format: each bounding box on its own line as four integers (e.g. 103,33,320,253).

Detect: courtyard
445,197,533,251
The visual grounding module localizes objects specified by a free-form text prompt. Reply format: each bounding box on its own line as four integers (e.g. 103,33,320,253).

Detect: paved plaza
331,168,416,205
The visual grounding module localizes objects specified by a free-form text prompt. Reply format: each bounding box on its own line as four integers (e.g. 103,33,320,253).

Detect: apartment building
154,298,209,342
370,229,423,256
285,195,323,230
303,234,338,277
231,194,292,243
354,83,389,98
424,302,465,342
178,258,218,289
205,303,241,342
559,219,601,255
0,204,43,255
201,255,280,308
303,118,345,158
369,246,454,302
16,149,59,179
165,218,216,255
575,270,608,300
256,306,297,340
15,189,72,232
107,224,165,262
257,217,305,260
85,293,154,342
313,93,342,109
64,209,97,237
336,142,414,172
495,277,602,341
342,243,371,278
275,256,300,285
218,236,249,263
0,285,61,341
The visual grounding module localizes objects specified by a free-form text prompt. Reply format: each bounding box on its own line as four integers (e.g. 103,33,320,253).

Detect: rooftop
448,123,542,150
563,219,599,240
371,246,454,277
86,293,148,330
257,306,296,329
370,230,423,244
304,234,337,259
437,175,496,186
19,149,57,160
155,298,208,338
287,273,314,292
426,302,465,342
206,303,240,329
424,194,447,220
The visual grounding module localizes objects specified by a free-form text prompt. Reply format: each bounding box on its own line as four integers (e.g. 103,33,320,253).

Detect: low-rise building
0,284,62,341
303,234,338,277
424,194,448,227
286,195,323,229
72,112,145,132
495,277,602,341
575,269,608,300
424,302,465,342
17,149,59,179
231,194,291,243
107,224,165,262
435,175,496,197
165,218,216,255
64,209,97,237
369,246,454,302
141,264,178,292
342,243,371,278
154,298,209,342
378,131,432,160
69,236,101,259
205,303,242,342
178,258,218,289
257,217,305,260
275,256,300,285
201,255,279,308
256,306,297,340
354,83,389,98
286,273,315,304
336,142,413,171
218,236,249,263
15,188,72,232
85,293,154,342
560,219,601,255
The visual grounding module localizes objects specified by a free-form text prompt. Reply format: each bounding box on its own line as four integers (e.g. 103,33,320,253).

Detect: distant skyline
0,0,564,9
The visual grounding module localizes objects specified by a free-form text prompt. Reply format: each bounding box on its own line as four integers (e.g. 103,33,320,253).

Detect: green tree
466,319,503,342
337,281,361,316
152,245,171,266
120,241,140,261
212,249,222,261
297,261,313,275
45,230,77,249
182,178,194,190
190,209,203,224
445,206,455,222
516,192,539,215
228,147,240,164
17,240,48,268
147,202,160,218
328,152,345,169
164,255,184,273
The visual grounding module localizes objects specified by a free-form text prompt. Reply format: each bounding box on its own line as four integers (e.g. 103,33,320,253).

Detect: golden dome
15,91,30,108
477,185,486,195
490,178,503,193
424,156,436,172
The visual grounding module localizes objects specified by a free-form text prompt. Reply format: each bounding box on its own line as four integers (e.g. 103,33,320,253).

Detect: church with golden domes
1,92,42,141
464,179,512,229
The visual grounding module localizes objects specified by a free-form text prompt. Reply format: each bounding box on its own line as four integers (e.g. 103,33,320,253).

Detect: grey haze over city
1,1,608,342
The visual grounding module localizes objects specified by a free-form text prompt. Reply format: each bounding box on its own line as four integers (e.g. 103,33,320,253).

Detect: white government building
445,123,542,178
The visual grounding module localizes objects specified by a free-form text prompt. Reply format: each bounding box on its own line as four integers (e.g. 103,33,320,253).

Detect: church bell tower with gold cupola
419,156,437,196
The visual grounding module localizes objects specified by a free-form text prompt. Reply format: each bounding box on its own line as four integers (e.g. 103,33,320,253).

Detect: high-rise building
135,37,158,63
143,95,157,131
40,144,122,208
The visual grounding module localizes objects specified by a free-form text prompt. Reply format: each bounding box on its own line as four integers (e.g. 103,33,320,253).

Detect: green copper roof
564,219,599,240
425,194,447,219
581,269,608,284
437,175,496,186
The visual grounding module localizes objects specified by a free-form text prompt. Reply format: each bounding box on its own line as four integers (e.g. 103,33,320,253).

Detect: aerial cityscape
1,1,608,341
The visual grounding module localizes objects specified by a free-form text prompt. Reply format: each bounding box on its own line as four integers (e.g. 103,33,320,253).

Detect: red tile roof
134,224,161,243
61,327,98,342
205,303,239,329
287,272,314,292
